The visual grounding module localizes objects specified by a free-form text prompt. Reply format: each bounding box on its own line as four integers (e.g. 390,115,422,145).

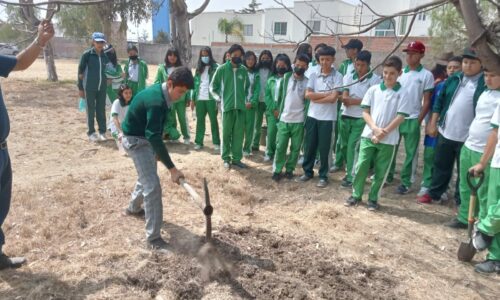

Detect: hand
245,102,252,109
372,127,384,137
371,136,380,144
190,101,195,110
343,97,351,107
273,110,279,118
79,90,85,98
37,20,55,46
469,163,485,177
121,72,126,79
169,167,185,185
426,123,438,137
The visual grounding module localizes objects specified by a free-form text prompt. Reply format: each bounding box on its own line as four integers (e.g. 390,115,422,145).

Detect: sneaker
417,186,429,197
98,133,107,142
272,173,282,182
329,165,341,173
341,180,353,188
473,227,493,251
417,193,433,204
232,161,248,169
296,174,312,182
444,218,467,229
147,237,168,250
316,179,328,188
0,253,27,270
284,172,294,180
124,208,145,219
214,145,221,151
344,196,361,207
367,201,379,211
474,260,500,274
396,184,409,195
183,138,191,145
194,144,202,150
297,156,304,165
88,133,98,142
223,161,231,169
243,151,251,157
263,155,272,163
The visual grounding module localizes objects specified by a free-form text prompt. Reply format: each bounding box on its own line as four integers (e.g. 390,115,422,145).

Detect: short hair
228,44,245,55
449,56,462,64
294,53,310,65
127,45,138,53
383,56,403,72
356,50,372,64
317,46,336,57
314,43,328,52
168,66,194,89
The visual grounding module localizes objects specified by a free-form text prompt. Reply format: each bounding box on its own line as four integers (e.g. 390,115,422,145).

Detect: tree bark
43,41,58,82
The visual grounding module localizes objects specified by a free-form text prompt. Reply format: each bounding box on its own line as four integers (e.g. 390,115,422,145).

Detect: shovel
457,171,484,262
180,178,213,241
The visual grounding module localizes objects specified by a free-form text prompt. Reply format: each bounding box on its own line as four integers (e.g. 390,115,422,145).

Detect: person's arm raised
14,20,54,71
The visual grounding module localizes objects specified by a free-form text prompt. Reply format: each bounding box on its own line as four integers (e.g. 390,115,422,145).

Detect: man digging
121,67,194,249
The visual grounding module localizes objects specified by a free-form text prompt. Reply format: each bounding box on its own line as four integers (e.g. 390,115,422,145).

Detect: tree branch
0,0,113,6
188,0,210,19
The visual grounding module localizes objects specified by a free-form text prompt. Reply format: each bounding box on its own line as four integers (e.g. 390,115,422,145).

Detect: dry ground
0,59,498,299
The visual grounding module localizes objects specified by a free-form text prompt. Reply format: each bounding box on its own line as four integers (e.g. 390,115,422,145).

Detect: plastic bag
78,97,86,112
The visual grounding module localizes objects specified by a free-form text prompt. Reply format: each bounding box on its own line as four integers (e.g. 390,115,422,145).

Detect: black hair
165,47,182,67
127,45,138,53
431,64,447,81
296,43,312,61
228,44,245,55
222,51,230,64
356,50,372,64
257,50,273,69
168,66,194,89
196,46,217,75
106,48,118,67
317,46,336,58
118,84,133,107
243,51,258,71
384,56,403,72
314,43,328,52
272,53,292,75
294,53,310,65
449,56,463,64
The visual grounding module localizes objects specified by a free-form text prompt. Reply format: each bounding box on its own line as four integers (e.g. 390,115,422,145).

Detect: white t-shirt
342,71,381,118
247,71,256,103
198,66,210,100
259,68,270,102
465,90,500,153
128,63,139,82
398,65,434,119
360,82,410,145
305,63,320,79
307,69,344,121
439,75,481,142
280,75,309,123
108,99,129,133
490,102,500,168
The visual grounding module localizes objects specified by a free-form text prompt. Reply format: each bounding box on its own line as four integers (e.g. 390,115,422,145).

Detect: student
305,43,327,79
388,41,434,194
264,54,292,162
345,56,410,211
210,44,250,169
295,43,313,63
418,48,486,205
297,46,343,188
222,51,231,64
192,46,220,150
104,44,124,105
121,67,193,249
418,56,462,197
78,32,110,142
469,80,500,274
242,51,261,156
108,84,133,154
155,48,191,144
338,39,363,76
335,50,381,187
252,50,273,151
124,45,148,96
272,54,310,181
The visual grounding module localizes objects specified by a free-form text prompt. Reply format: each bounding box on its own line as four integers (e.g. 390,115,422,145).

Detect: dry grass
0,59,498,299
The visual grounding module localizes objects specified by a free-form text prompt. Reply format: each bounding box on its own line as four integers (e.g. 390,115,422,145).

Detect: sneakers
147,237,168,250
194,144,202,150
263,155,272,163
296,174,312,182
473,227,493,251
232,161,248,169
367,201,379,211
417,193,433,204
272,173,282,182
344,196,361,207
214,145,221,151
316,179,328,188
98,133,107,142
243,151,252,157
396,184,409,195
124,208,145,219
223,161,231,169
444,218,467,229
183,138,191,145
329,165,341,173
0,253,27,270
88,133,99,142
297,156,304,165
417,186,429,197
474,260,500,274
284,172,294,180
341,179,352,188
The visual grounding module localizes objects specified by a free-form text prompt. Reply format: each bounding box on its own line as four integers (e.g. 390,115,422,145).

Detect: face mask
294,67,305,76
277,67,288,75
231,56,242,65
260,60,271,68
201,56,210,64
129,55,138,60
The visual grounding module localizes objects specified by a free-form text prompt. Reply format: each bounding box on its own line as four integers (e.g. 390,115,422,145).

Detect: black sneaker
341,180,352,188
272,173,282,182
285,172,294,180
0,254,26,270
124,208,145,219
344,196,361,207
296,174,312,182
396,184,409,195
232,161,248,169
367,201,379,211
474,260,500,274
444,218,467,229
316,179,328,188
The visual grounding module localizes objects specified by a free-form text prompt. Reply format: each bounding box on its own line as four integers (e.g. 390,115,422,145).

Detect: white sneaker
98,133,107,142
297,156,304,165
194,144,202,150
440,192,449,201
263,155,272,162
214,145,220,151
89,133,98,142
417,187,429,197
183,138,190,145
243,151,251,157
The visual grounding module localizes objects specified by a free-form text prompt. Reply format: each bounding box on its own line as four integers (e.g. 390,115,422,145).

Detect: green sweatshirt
78,47,109,91
338,58,353,76
209,62,250,112
264,74,282,114
124,58,148,91
192,63,219,101
154,64,191,102
247,68,261,108
122,83,175,169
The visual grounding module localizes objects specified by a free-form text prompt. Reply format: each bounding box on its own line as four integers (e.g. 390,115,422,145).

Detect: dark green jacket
78,47,109,91
192,63,219,101
432,71,486,126
209,62,250,112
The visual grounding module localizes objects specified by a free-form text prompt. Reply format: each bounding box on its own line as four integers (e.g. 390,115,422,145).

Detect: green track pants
243,106,256,153
478,167,500,261
335,116,365,182
388,118,420,187
265,113,278,158
194,100,220,147
252,102,266,150
221,109,245,163
164,99,190,141
273,122,304,174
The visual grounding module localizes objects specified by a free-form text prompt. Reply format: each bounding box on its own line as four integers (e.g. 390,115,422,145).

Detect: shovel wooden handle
180,178,203,203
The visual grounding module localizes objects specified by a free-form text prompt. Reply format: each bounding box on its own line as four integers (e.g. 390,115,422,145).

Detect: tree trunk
44,41,58,82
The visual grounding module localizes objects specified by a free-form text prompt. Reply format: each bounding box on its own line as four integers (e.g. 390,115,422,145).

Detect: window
418,12,426,21
374,18,395,37
274,22,287,35
399,16,407,35
306,20,321,33
243,24,253,36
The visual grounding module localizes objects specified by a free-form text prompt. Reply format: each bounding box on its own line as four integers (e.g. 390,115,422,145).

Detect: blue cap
92,32,106,42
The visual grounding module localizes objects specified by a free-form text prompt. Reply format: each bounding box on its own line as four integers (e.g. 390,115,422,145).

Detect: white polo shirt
465,90,500,153
342,70,381,118
360,82,410,145
198,66,210,100
398,64,434,119
307,69,343,121
280,75,309,123
491,102,500,168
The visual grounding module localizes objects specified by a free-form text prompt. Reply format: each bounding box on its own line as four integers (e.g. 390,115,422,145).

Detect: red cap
403,41,425,54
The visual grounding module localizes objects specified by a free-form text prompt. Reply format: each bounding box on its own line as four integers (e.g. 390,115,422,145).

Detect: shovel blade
457,240,477,262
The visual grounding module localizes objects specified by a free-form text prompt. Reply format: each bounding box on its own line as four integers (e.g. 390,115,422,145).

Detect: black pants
429,134,462,204
0,147,12,248
302,116,333,180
